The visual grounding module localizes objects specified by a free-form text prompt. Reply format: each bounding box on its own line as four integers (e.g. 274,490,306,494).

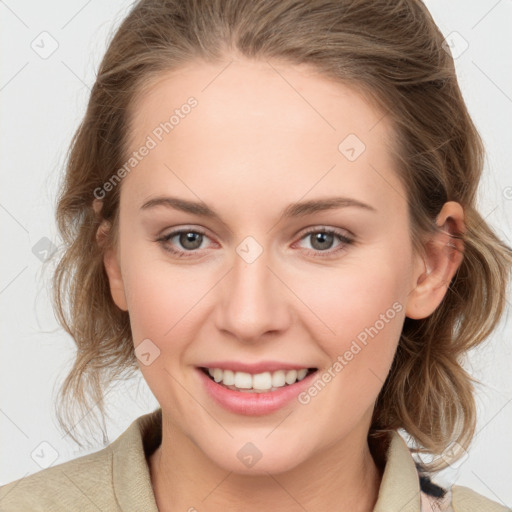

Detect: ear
405,201,465,320
94,199,128,312
103,246,128,312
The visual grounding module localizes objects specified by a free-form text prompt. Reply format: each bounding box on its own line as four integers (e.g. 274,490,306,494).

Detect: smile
197,366,319,415
200,367,316,393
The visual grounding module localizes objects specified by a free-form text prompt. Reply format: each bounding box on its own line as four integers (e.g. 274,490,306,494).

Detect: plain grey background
1,0,511,506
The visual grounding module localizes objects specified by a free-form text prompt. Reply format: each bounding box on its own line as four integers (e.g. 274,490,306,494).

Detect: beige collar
112,408,423,511
372,430,422,511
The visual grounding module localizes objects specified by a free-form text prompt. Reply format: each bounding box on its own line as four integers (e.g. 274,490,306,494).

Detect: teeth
285,370,298,385
235,371,253,389
297,369,309,380
222,369,235,386
206,367,311,391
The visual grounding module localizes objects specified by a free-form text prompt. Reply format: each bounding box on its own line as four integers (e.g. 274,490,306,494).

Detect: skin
100,57,464,512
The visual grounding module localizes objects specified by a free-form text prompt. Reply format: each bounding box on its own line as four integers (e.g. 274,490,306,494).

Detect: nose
214,247,292,343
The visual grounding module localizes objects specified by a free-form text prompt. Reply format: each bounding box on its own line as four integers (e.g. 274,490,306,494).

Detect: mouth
198,366,318,393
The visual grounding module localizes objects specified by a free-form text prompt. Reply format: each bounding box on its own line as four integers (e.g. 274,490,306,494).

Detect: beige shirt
0,408,508,511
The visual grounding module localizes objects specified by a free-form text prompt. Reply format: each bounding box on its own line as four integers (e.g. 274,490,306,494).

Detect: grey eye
308,232,335,251
177,232,204,250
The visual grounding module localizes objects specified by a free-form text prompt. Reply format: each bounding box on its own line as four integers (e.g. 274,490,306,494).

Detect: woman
1,0,510,510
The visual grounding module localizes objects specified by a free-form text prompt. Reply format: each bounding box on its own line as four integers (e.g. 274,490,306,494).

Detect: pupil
312,232,333,250
181,232,201,249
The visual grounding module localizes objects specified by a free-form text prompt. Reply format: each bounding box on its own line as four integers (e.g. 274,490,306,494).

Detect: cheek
121,257,214,399
120,239,212,346
290,255,407,409
127,274,206,340
292,255,406,344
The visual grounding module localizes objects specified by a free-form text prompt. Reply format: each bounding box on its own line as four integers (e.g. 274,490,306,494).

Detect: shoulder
0,408,162,512
374,431,511,511
420,484,510,512
449,484,511,512
0,444,118,512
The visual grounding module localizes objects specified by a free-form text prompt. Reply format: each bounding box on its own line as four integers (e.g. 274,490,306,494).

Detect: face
104,57,426,474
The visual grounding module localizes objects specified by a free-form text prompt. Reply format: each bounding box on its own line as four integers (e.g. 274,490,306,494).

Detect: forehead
123,57,405,219
129,57,388,144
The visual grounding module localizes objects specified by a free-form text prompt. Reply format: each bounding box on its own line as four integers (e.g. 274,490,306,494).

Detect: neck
149,415,383,512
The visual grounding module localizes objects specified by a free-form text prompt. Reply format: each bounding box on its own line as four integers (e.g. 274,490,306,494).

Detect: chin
200,436,313,476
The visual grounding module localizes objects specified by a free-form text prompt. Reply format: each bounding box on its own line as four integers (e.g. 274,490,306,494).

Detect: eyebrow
140,196,377,223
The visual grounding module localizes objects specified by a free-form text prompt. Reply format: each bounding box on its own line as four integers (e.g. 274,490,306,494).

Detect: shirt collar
372,430,422,511
112,407,161,511
112,407,422,511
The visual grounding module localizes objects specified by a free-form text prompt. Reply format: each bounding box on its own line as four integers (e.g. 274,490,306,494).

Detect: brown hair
52,0,512,471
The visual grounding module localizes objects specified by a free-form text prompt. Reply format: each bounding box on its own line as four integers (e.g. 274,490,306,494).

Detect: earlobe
93,201,129,312
95,214,128,312
103,246,128,312
405,201,465,320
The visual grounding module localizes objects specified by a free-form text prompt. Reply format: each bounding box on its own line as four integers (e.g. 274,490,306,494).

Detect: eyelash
156,227,354,259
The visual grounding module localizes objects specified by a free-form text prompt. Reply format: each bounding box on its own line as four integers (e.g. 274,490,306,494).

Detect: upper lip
197,361,317,374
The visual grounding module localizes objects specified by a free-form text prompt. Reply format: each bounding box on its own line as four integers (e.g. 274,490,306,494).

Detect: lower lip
196,367,317,416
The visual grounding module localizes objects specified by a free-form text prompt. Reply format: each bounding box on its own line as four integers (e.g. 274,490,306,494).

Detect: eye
157,228,212,258
295,227,354,257
156,226,354,259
